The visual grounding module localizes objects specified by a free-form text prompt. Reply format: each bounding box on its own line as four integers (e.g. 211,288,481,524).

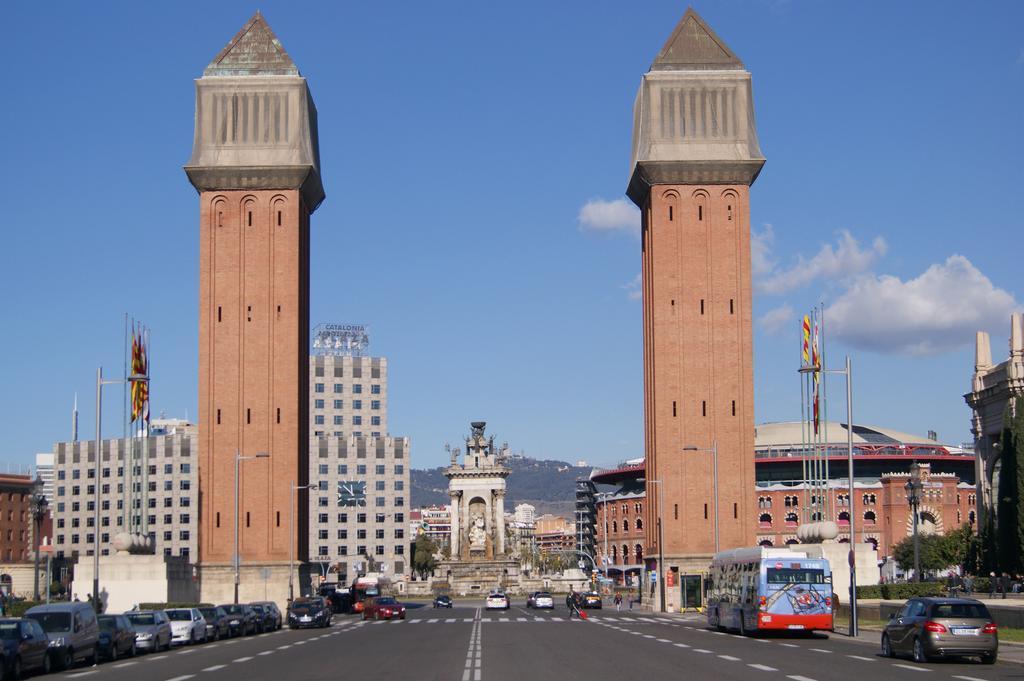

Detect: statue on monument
468,514,486,551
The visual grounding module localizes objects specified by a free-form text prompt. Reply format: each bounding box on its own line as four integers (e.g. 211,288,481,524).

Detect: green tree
996,396,1024,574
413,535,438,579
940,524,974,570
893,533,953,575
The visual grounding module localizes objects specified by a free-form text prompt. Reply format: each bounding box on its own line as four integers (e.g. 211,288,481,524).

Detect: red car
362,596,406,621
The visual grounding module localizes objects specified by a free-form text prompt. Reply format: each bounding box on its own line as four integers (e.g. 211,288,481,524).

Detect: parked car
528,592,554,609
485,591,510,611
362,597,406,621
125,611,172,653
251,602,283,631
166,608,208,645
25,601,100,669
219,605,258,637
582,592,603,609
433,595,453,609
97,614,137,661
198,606,230,641
0,617,53,677
319,588,352,614
881,597,997,664
287,597,332,629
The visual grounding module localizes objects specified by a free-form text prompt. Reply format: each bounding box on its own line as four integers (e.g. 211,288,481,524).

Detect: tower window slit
246,512,250,528
671,299,675,307
702,401,706,417
216,409,221,425
730,299,734,314
732,400,736,416
276,511,280,527
668,205,673,221
728,204,733,221
277,211,282,226
672,401,677,417
247,305,252,322
246,408,251,424
247,211,252,227
704,504,708,520
216,512,220,528
698,205,703,221
734,503,738,519
700,299,704,315
674,504,678,520
276,408,281,424
217,306,222,322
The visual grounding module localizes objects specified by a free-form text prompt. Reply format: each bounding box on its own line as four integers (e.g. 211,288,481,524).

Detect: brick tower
185,12,324,605
626,9,764,608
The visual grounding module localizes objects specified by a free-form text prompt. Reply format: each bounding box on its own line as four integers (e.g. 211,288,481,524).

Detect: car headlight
48,637,65,648
137,633,152,640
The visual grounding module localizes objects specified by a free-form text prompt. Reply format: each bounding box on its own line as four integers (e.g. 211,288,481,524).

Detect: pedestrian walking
1001,572,1011,599
989,572,997,598
964,574,974,596
614,593,622,611
566,588,576,618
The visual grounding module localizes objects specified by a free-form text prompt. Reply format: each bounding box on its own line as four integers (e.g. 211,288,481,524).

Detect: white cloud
623,273,642,300
755,229,887,295
578,198,640,235
758,304,794,334
825,255,1018,356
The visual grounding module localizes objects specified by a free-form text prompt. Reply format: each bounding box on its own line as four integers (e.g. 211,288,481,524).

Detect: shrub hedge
138,603,213,610
856,583,945,600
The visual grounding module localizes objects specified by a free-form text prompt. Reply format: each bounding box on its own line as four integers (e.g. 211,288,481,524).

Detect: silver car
882,597,998,664
126,611,172,653
166,608,208,645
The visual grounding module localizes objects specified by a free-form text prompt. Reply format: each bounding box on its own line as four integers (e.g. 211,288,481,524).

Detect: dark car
97,615,137,661
882,597,998,664
362,597,406,621
248,604,273,633
251,602,282,631
582,592,603,609
0,618,53,677
318,587,352,614
287,597,332,629
433,595,453,609
198,607,230,641
219,605,259,637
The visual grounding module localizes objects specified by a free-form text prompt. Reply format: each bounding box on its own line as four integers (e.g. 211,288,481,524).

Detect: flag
130,325,149,424
812,312,821,435
801,315,811,366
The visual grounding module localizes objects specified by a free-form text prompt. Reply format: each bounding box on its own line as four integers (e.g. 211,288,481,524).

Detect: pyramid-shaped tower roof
204,11,299,77
651,7,744,71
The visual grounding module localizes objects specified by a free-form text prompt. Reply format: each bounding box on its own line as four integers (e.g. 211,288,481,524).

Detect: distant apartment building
308,436,411,583
534,514,574,555
513,503,535,525
34,453,54,503
51,433,198,559
0,474,36,563
417,505,451,548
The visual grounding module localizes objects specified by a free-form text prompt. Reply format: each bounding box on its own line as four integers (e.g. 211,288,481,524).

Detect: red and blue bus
707,548,833,634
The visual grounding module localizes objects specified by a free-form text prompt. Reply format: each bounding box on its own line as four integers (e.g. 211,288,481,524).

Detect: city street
48,601,1021,681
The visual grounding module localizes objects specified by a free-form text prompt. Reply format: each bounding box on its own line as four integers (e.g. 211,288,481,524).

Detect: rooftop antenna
72,393,79,442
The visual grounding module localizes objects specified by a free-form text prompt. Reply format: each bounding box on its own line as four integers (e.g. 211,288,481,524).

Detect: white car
533,593,554,609
485,592,510,610
166,608,208,645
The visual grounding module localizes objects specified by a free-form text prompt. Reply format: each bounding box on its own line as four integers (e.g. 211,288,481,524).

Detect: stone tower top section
184,12,325,212
203,12,299,77
651,8,744,71
627,8,764,203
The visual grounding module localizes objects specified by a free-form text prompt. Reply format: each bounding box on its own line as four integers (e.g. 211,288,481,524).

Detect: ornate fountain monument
438,422,521,593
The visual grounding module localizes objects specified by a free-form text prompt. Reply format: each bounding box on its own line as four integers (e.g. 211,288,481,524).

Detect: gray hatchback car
882,597,998,664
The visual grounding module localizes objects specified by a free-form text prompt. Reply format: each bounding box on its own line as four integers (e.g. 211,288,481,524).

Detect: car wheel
110,644,119,662
89,646,99,667
62,649,73,670
130,642,137,657
11,656,22,680
42,651,52,675
981,652,997,665
912,637,929,664
881,634,894,658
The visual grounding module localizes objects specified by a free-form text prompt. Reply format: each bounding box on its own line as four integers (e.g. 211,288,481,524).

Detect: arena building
592,422,976,580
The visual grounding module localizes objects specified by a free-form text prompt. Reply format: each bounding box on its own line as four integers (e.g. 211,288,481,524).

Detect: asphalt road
46,601,1021,681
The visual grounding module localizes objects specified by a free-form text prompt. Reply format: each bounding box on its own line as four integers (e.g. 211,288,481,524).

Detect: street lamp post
682,441,719,553
30,479,48,600
289,481,316,602
234,450,270,604
905,473,922,582
94,367,124,610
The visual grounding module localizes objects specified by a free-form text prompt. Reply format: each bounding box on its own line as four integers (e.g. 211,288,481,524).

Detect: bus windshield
766,568,826,584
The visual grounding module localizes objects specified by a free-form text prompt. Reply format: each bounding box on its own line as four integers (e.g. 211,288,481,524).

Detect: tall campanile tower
185,13,324,605
627,9,764,607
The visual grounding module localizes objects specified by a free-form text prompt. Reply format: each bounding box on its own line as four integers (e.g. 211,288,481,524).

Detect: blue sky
2,1,1022,470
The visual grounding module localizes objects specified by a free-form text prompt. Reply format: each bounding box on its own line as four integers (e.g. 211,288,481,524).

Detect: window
395,529,404,539
58,471,66,480
371,400,381,410
73,470,80,480
180,497,190,507
334,416,343,425
338,513,348,523
357,529,367,539
164,464,173,474
394,481,404,491
164,498,173,508
314,399,324,409
180,480,190,490
394,513,404,523
338,465,348,475
375,465,386,475
338,529,348,539
357,513,366,523
319,464,329,475
375,545,385,556
353,416,362,426
338,545,348,556
357,465,366,475
333,384,343,394
164,480,173,491
371,385,381,395
334,400,343,409
318,480,328,491
163,531,172,541
315,384,324,393
319,530,329,540
375,513,386,523
179,514,190,524
353,400,362,410
375,529,385,539
375,496,386,507
394,465,404,474
395,546,404,556
371,416,381,426
318,497,329,507
319,546,329,557
353,384,363,394
315,415,325,425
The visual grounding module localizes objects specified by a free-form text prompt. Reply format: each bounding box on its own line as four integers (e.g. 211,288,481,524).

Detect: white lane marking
673,643,690,648
113,662,137,668
202,665,226,672
893,664,930,673
448,619,458,623
718,655,741,661
534,618,544,622
179,650,195,655
788,676,819,681
693,648,713,654
463,618,474,623
752,639,771,643
233,657,254,663
953,677,990,681
517,617,527,622
643,634,656,639
257,651,274,656
779,643,798,648
550,617,563,622
499,618,509,622
428,618,439,623
749,664,778,671
166,676,194,681
630,631,643,635
294,641,306,645
657,638,672,643
67,673,98,679
846,655,874,662
810,648,832,653
277,645,291,649
408,619,421,624
713,631,727,636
